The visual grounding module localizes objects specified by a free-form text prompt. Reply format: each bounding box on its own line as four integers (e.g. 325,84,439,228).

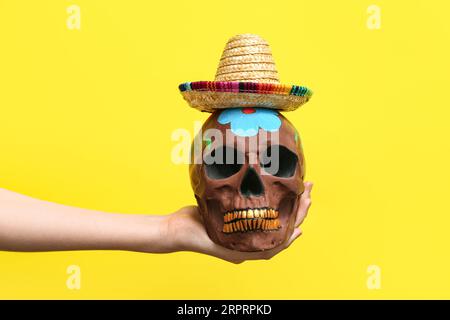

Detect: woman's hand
165,182,313,264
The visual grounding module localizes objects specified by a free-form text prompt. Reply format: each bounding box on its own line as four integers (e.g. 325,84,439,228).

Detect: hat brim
179,81,312,112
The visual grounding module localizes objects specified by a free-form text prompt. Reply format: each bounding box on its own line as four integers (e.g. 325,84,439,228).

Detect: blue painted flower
217,107,282,137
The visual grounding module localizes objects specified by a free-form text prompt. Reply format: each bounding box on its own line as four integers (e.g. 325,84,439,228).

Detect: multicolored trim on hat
179,81,312,98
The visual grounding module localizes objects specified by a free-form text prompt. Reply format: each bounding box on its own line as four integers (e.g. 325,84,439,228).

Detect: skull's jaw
200,198,298,252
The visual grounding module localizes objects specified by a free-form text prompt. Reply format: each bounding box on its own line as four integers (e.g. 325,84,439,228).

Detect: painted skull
190,107,305,252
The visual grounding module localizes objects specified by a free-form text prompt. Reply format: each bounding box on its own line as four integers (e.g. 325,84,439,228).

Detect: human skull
190,107,305,252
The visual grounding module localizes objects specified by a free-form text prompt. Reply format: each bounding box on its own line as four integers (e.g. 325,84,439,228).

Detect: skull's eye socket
260,145,298,178
204,146,244,179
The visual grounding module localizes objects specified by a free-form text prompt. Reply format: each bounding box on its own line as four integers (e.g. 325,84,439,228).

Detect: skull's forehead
201,110,301,155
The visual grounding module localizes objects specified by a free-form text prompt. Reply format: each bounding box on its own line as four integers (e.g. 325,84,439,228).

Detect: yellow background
0,0,449,299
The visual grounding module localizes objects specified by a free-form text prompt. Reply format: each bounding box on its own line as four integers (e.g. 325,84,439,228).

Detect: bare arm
0,189,171,252
0,183,312,263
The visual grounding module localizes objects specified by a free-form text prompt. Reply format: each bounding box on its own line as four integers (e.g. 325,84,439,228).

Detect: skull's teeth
223,208,279,223
222,215,281,233
222,208,281,233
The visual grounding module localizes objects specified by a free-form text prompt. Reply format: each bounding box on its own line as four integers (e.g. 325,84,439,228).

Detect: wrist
111,214,173,253
122,207,201,254
164,211,188,252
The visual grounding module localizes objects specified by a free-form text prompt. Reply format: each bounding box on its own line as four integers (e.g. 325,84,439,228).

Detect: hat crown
214,34,280,84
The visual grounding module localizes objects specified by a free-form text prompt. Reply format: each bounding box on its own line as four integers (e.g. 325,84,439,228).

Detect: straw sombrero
179,34,312,112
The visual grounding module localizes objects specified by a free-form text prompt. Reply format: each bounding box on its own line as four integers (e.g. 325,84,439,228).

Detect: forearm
0,188,172,252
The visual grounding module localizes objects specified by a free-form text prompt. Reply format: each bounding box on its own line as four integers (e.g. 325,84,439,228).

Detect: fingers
295,181,313,227
285,228,302,248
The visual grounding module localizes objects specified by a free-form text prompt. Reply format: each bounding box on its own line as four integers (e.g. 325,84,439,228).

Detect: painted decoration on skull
217,107,282,137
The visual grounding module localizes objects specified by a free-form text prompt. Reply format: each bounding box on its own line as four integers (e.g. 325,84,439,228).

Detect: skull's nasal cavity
240,168,264,197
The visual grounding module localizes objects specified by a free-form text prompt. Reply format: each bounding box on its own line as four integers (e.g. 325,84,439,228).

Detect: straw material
215,34,279,83
179,34,312,112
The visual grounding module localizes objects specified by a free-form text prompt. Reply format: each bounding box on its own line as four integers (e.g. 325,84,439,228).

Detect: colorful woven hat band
179,81,312,98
